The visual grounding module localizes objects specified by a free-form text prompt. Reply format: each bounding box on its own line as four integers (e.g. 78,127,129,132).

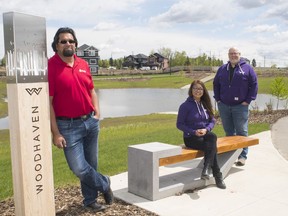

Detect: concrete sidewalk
111,130,288,216
181,73,215,89
271,116,288,161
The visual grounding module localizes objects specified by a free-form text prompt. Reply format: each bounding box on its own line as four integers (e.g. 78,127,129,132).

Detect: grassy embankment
0,73,286,201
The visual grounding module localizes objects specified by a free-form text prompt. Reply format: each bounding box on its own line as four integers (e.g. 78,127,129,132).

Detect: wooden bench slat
159,136,259,166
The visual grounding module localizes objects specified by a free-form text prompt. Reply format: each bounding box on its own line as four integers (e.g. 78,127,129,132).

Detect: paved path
111,118,288,215
271,116,288,160
181,73,216,89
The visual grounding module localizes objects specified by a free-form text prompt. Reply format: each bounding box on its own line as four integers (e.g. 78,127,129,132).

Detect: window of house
90,67,97,72
77,50,84,56
90,59,97,64
88,50,96,56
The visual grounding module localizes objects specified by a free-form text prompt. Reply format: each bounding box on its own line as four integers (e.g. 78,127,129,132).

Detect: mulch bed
1,110,288,216
0,185,159,216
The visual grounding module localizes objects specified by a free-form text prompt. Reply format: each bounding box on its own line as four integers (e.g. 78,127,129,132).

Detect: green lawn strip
0,80,8,117
94,74,195,89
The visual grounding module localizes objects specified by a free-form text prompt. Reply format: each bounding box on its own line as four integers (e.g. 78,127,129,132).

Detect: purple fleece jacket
176,97,215,137
213,58,258,105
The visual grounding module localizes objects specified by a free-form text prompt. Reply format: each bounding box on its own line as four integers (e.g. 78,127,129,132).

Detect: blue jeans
57,116,109,206
218,102,249,159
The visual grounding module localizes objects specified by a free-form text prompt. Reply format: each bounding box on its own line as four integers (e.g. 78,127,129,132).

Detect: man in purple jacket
213,47,258,166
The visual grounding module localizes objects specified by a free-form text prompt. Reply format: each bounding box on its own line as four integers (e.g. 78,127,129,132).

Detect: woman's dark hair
51,27,78,52
188,80,214,118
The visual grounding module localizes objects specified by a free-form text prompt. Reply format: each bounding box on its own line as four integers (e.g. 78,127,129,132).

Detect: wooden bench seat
128,136,259,201
159,136,259,166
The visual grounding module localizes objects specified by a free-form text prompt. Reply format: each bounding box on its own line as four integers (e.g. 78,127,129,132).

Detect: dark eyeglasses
192,87,204,91
59,40,76,44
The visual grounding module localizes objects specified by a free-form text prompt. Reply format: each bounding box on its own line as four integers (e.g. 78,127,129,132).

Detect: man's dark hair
51,27,78,52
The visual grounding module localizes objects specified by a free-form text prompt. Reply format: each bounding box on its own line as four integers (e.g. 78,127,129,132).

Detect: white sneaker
236,158,246,166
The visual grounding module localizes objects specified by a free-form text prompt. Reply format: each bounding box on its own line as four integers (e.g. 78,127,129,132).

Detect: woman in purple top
177,80,226,189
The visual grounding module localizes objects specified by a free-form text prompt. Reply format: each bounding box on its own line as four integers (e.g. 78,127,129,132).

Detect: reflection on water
0,116,8,130
97,88,188,118
0,88,287,130
97,89,287,118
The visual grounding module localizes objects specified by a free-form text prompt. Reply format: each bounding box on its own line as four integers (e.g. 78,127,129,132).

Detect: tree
157,47,172,59
184,56,191,66
99,59,109,68
1,56,5,66
194,53,208,66
109,57,114,66
173,51,187,66
271,64,277,68
270,77,288,110
252,59,256,67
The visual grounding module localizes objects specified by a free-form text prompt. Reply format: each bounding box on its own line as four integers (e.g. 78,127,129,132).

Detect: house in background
122,53,148,69
122,53,168,70
76,44,99,75
147,53,169,70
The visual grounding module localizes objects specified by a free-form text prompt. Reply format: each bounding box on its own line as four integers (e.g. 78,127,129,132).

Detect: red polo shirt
48,54,95,118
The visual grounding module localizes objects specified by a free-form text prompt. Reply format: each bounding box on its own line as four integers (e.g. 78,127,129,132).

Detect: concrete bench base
128,142,242,201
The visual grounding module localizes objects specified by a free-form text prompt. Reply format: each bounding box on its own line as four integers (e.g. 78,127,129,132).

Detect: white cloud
93,22,123,31
1,0,288,67
0,0,146,26
274,31,288,41
265,2,288,20
236,0,268,8
246,24,278,33
111,48,127,55
149,0,230,25
236,0,284,8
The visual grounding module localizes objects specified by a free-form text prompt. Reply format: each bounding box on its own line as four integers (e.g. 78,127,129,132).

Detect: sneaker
103,176,114,205
86,202,106,212
236,158,246,166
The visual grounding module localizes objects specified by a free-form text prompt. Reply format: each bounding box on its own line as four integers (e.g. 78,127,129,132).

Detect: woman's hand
195,129,207,137
241,101,249,106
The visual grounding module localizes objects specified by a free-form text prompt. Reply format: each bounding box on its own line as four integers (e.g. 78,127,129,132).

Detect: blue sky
1,0,288,67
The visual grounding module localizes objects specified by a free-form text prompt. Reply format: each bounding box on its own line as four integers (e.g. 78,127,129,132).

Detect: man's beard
230,59,240,65
63,49,74,57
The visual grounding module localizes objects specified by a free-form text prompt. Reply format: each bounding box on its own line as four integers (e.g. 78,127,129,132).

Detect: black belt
56,112,94,121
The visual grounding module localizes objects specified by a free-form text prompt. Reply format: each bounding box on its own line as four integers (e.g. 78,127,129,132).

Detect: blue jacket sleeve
205,117,216,132
246,66,258,104
213,67,222,102
176,104,196,136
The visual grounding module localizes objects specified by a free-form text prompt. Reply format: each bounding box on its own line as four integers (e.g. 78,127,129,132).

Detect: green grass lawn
93,73,193,89
0,80,8,117
0,114,269,201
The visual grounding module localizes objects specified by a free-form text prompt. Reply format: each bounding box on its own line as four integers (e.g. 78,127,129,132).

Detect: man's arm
245,67,258,104
91,89,100,119
49,96,66,148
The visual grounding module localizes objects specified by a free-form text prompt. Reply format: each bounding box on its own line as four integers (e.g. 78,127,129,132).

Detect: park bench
128,136,259,201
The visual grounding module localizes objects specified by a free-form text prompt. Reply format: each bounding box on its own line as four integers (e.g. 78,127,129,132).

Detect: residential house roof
77,44,99,51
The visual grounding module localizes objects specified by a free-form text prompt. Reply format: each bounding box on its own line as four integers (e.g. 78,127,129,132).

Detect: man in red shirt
48,27,113,212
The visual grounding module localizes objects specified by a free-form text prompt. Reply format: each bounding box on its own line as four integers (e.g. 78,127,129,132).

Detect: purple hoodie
213,58,258,105
176,97,215,137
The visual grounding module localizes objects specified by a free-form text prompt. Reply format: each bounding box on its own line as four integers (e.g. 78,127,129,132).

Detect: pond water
97,88,287,118
0,88,286,130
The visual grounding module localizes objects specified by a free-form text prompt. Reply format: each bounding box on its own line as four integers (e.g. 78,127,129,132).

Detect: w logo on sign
25,88,42,96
